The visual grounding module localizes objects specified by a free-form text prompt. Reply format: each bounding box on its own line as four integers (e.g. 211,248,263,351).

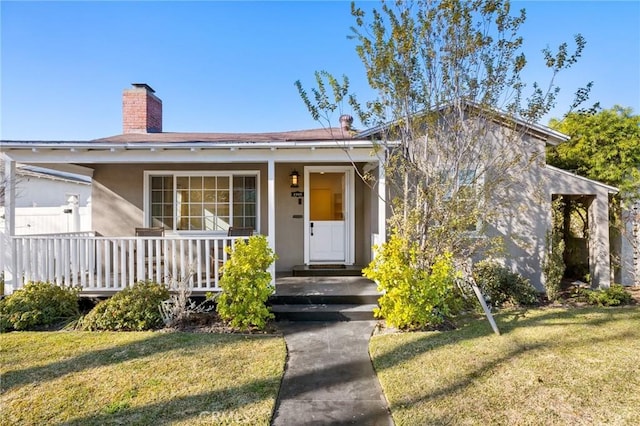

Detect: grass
370,306,640,425
0,331,286,425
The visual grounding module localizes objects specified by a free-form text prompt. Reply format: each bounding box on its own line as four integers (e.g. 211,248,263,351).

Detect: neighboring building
0,83,623,294
0,163,91,233
2,164,91,208
620,201,640,285
0,163,91,277
634,202,640,284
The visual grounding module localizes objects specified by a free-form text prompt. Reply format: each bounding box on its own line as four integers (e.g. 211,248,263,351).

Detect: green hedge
0,282,80,331
80,281,169,331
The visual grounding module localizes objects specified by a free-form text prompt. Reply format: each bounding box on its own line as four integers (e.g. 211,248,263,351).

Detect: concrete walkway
272,321,394,426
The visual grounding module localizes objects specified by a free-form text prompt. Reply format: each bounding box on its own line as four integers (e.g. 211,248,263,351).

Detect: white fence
0,206,91,235
10,234,249,293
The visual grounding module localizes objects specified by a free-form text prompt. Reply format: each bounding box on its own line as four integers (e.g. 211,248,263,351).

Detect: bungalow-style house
0,83,624,295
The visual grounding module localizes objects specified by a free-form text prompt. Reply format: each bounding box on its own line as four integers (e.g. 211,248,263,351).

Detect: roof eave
545,165,619,194
355,100,571,145
1,139,377,151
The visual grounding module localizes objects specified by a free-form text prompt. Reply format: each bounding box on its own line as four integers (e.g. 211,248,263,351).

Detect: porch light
290,170,300,188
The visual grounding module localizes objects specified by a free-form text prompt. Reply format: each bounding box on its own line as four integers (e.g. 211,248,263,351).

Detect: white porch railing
10,233,250,293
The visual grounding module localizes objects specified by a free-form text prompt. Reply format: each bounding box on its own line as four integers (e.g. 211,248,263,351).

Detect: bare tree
297,0,590,268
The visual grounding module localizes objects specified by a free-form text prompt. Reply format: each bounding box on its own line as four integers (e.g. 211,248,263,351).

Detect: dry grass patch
370,306,640,425
0,331,286,425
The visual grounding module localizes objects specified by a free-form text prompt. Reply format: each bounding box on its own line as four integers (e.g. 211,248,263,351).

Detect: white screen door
304,166,354,264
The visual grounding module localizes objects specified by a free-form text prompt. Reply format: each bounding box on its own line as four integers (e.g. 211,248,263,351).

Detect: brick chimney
122,83,162,134
339,114,353,131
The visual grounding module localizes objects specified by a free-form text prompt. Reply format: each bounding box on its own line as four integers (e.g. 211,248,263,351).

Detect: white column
267,160,276,286
589,191,612,288
2,155,17,294
377,159,387,245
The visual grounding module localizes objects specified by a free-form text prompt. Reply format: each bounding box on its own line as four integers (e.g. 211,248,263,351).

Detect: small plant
364,235,463,330
159,272,216,328
472,260,539,307
580,284,633,307
0,282,80,331
80,281,169,331
216,235,277,330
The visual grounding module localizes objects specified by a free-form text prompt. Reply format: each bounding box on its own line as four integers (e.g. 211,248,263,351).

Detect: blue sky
1,1,639,141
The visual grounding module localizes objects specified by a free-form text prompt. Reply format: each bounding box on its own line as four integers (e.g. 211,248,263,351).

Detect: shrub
80,281,169,331
472,260,538,307
581,284,633,307
159,274,216,328
0,282,79,331
216,235,277,330
363,235,463,330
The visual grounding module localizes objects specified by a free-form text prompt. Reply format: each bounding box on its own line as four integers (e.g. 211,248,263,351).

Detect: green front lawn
0,332,286,425
370,306,640,425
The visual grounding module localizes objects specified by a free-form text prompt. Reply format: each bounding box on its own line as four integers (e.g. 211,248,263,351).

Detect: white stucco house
0,83,626,295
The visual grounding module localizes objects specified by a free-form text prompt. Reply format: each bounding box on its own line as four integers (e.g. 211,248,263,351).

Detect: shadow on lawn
389,328,635,413
1,332,260,393
369,306,640,421
372,306,640,372
60,377,280,426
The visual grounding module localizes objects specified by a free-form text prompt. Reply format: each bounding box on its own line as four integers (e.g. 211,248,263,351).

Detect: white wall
14,173,91,208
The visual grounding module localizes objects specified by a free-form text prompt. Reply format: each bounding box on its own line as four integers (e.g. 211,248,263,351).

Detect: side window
232,176,257,229
150,175,174,229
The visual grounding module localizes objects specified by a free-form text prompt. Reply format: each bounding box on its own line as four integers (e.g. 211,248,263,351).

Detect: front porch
8,231,381,320
9,232,251,295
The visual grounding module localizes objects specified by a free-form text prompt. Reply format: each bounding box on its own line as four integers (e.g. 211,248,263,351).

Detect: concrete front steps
270,270,380,321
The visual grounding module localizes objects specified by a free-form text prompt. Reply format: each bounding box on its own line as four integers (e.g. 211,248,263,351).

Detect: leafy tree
547,105,640,204
547,106,639,283
297,0,589,269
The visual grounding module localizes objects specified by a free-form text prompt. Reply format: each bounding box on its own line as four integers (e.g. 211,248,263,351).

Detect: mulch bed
161,312,281,334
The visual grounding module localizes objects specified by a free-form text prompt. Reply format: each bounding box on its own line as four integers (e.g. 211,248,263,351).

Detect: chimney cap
339,114,354,131
131,83,155,93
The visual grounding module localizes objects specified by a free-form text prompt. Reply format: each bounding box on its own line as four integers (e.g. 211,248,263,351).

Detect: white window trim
435,168,485,234
143,170,261,234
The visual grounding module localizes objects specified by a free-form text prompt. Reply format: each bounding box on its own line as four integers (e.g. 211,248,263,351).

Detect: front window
149,172,258,232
